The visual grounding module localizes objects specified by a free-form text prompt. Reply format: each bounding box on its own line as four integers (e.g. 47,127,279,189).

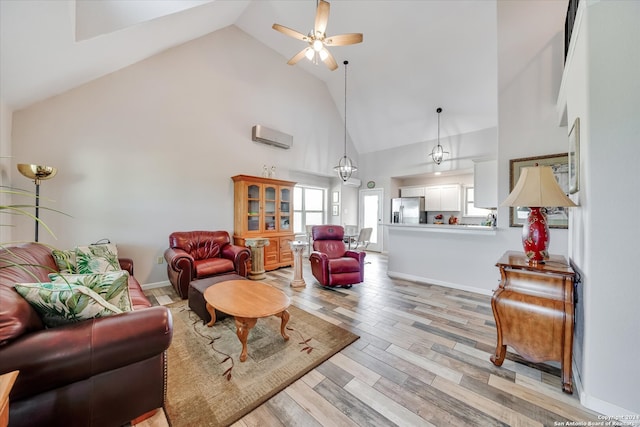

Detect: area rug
164,301,359,427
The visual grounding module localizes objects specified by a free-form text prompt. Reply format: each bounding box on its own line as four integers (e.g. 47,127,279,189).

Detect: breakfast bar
385,223,502,295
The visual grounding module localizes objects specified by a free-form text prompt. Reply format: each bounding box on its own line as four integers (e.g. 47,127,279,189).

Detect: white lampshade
501,166,576,208
305,48,314,60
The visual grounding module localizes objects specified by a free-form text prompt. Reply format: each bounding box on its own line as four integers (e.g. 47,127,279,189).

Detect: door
425,186,441,211
358,188,383,252
246,183,262,233
263,184,277,232
401,198,421,224
278,186,292,232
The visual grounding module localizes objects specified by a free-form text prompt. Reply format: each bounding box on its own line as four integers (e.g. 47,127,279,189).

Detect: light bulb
319,48,328,61
312,39,324,52
432,145,444,165
305,48,314,60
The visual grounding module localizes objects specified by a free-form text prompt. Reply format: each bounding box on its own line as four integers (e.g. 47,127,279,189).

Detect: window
293,186,326,234
464,187,492,217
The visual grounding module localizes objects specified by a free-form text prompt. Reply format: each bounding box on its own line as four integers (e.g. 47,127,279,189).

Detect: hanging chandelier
334,60,357,182
431,107,449,165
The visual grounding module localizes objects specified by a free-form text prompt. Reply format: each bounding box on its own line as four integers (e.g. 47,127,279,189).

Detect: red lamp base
522,207,549,264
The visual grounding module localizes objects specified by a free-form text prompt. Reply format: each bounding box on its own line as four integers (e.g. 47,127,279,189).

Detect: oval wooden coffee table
204,280,291,362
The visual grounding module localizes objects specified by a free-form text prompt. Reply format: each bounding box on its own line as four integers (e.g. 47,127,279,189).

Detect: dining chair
352,227,373,250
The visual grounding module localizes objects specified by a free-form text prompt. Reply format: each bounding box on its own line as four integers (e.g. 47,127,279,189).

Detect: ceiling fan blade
314,0,330,35
272,24,309,42
325,33,363,46
322,49,338,71
288,48,311,65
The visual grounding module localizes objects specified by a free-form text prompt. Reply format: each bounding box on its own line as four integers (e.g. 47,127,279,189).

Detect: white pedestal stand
289,240,308,288
245,237,270,280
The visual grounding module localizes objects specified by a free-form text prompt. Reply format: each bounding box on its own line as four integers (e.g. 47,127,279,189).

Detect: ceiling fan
272,0,363,71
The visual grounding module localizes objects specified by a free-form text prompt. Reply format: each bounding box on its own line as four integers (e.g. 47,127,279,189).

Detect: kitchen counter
385,223,497,235
385,222,502,295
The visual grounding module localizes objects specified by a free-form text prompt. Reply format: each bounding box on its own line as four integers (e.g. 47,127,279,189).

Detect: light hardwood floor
139,252,604,427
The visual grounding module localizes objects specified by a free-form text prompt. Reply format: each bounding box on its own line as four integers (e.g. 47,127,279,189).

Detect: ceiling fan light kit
272,0,363,71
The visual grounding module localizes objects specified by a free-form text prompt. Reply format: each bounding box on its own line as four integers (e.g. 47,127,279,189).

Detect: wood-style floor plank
431,376,543,427
284,380,359,427
488,375,601,422
138,252,604,427
344,378,436,427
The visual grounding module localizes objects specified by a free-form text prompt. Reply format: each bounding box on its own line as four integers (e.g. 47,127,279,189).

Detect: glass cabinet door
247,184,261,231
264,185,277,232
279,187,291,231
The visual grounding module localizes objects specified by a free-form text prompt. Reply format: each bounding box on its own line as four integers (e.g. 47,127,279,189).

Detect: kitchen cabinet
473,159,498,208
425,184,460,211
399,186,425,197
490,251,576,393
232,175,296,271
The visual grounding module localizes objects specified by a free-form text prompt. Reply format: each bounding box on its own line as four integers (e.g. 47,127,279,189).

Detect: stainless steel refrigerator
391,197,426,224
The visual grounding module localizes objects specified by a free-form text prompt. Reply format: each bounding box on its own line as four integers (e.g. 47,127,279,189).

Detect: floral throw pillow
75,244,120,274
14,282,122,328
48,270,132,312
51,249,77,274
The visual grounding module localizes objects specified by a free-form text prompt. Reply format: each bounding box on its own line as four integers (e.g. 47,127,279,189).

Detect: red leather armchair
309,225,366,288
164,231,251,299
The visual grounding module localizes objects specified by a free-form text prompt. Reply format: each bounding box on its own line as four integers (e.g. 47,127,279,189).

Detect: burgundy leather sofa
164,230,251,299
0,243,173,427
309,225,366,287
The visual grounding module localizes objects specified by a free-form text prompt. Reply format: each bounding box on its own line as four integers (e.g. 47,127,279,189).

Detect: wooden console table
490,251,576,393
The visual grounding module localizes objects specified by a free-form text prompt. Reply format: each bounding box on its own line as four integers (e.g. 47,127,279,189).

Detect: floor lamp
17,164,58,242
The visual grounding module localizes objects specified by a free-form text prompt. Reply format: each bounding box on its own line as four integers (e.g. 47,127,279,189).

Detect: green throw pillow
48,270,133,312
51,249,77,274
14,282,122,328
75,244,120,274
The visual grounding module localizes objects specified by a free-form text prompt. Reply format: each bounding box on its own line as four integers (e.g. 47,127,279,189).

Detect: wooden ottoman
188,273,247,323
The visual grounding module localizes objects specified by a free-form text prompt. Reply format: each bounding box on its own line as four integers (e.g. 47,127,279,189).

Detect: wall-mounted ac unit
252,125,292,149
344,177,361,187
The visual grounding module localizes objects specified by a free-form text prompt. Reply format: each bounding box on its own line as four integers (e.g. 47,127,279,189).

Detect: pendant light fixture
431,107,449,165
334,60,357,182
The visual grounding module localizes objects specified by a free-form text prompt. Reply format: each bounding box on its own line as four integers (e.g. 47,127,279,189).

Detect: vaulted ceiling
1,1,502,154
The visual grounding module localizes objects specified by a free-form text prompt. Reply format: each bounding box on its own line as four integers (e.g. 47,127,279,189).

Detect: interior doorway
358,188,383,252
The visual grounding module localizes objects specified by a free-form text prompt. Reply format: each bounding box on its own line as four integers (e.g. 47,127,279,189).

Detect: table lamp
17,163,57,242
501,165,576,264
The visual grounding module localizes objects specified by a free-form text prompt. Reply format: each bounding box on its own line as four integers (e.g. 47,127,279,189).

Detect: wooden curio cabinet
232,175,296,271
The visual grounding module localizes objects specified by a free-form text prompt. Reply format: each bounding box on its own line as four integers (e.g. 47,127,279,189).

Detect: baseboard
141,280,170,290
572,358,586,402
386,270,492,296
580,393,639,419
573,367,639,419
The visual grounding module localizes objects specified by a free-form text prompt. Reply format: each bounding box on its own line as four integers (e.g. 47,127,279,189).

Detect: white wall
361,0,571,295
0,101,13,244
495,0,569,245
338,183,359,227
360,126,499,254
563,1,640,416
10,26,358,285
